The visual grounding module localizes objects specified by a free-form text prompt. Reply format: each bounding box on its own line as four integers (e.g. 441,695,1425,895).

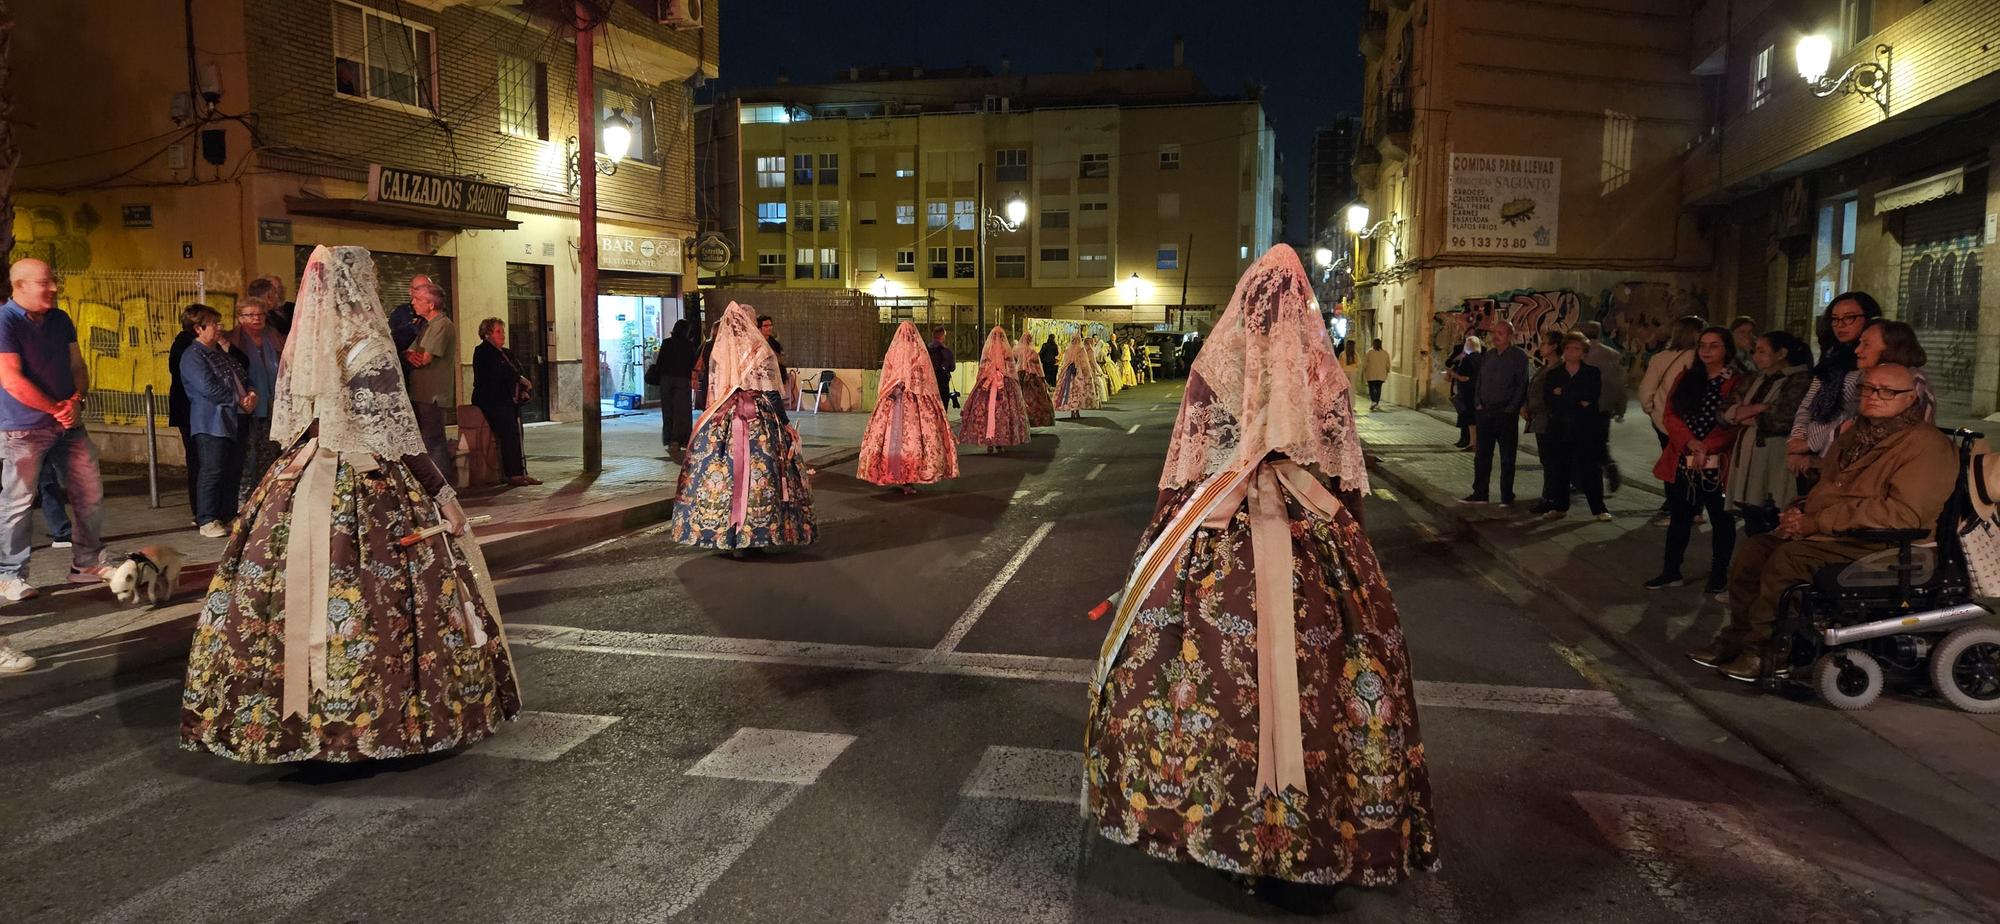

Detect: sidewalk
0,409,870,704
1359,404,2000,914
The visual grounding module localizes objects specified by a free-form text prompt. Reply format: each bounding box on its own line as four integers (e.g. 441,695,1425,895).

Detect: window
332,1,437,112
1078,198,1109,211
856,248,878,273
894,151,916,178
819,248,840,279
995,148,1029,182
1157,193,1181,219
1041,209,1070,230
929,246,949,278
1079,151,1110,178
1600,110,1635,195
756,201,786,232
755,156,785,188
1814,198,1859,308
1079,244,1109,272
1239,244,1250,259
819,199,839,232
994,251,1026,278
1078,196,1109,228
741,104,792,124
792,199,814,232
1840,0,1872,48
596,88,654,163
758,251,784,275
498,55,547,140
818,153,839,185
1751,45,1773,110
1039,247,1070,262
793,153,814,184
927,200,949,230
857,151,877,177
856,201,877,225
896,201,915,225
953,246,976,278
953,199,976,231
1040,247,1070,279
896,249,915,272
1159,144,1181,170
794,247,815,279
1157,244,1179,270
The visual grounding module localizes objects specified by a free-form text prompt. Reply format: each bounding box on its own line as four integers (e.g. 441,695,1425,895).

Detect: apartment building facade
707,63,1277,334
9,0,716,460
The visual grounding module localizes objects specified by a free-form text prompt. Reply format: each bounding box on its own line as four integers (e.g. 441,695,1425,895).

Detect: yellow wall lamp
1796,36,1891,115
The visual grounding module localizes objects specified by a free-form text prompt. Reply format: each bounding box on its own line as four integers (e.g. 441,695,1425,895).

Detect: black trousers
937,374,958,408
662,380,693,447
192,430,244,526
1664,474,1736,579
1367,380,1384,404
1471,412,1520,502
477,400,527,479
180,430,200,518
1544,429,1607,514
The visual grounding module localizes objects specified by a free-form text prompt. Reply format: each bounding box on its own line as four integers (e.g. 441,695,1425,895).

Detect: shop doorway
294,247,453,316
595,284,685,412
506,263,552,423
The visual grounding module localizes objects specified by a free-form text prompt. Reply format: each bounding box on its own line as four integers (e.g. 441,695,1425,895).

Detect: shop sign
366,164,511,220
121,204,153,228
599,232,683,274
694,231,734,271
1446,153,1560,254
258,218,293,244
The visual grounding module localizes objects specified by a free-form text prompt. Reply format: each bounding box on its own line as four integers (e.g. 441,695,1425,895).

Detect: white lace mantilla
271,245,428,459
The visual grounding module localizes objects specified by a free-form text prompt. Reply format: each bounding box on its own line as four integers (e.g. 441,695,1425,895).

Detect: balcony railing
1360,10,1388,56
1370,84,1413,159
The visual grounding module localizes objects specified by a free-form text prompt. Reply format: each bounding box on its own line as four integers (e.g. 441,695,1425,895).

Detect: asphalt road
0,381,1983,923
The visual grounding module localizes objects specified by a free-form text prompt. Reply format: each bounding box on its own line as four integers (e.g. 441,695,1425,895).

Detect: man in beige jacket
1362,339,1391,411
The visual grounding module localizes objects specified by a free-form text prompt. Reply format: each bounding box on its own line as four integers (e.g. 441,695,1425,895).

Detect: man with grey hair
404,282,457,479
1582,320,1625,492
389,273,433,384
1464,318,1529,506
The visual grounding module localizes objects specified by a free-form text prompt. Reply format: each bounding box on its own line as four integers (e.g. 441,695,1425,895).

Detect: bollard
144,385,160,509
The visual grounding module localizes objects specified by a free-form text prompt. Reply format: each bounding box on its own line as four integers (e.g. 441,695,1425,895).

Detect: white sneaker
0,577,37,602
0,642,34,673
50,540,71,549
199,521,228,539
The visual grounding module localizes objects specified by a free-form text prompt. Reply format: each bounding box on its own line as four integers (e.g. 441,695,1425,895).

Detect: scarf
1806,340,1859,423
1834,405,1926,472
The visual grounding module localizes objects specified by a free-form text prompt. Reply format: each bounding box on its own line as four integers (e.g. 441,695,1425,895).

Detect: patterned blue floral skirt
672,390,817,550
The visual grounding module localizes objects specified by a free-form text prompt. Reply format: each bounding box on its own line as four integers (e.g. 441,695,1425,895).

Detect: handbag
1959,453,2000,597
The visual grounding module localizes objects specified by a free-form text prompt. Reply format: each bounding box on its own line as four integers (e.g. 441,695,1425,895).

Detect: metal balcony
1360,10,1388,57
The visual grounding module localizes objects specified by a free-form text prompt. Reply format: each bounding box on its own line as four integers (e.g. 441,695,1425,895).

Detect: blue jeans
0,425,104,578
38,455,69,540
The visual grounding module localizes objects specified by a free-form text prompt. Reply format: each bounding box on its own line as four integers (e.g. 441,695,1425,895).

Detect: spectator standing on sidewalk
1362,338,1391,410
1723,331,1813,536
472,318,541,487
1039,333,1059,384
0,258,113,605
1639,316,1702,525
230,287,285,506
1582,321,1626,493
404,283,458,481
648,318,699,458
1542,332,1612,521
1729,316,1759,372
1463,320,1529,507
1646,327,1741,592
1788,293,1884,477
1524,331,1562,514
168,304,202,522
179,305,255,538
928,327,957,409
1447,335,1483,448
389,274,433,385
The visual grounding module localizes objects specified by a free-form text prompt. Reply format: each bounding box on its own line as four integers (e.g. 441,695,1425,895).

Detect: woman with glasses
1788,292,1883,477
229,298,285,505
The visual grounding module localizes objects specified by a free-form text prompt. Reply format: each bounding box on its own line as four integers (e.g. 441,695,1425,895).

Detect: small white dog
108,546,186,607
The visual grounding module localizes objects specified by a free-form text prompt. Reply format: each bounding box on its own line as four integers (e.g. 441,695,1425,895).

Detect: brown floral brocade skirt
181,443,520,764
1085,483,1439,885
1018,371,1056,427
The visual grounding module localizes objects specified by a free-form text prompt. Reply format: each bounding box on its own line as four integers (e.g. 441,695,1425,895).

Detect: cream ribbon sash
281,440,340,720
1091,460,1341,798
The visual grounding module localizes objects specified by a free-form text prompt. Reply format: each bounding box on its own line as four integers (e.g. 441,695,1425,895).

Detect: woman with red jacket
1646,326,1742,593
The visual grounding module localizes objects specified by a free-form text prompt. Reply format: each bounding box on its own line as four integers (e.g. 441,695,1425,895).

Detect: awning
1874,167,1967,216
283,195,520,231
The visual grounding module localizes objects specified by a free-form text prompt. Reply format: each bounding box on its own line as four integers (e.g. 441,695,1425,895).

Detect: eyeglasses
1830,312,1868,325
1859,384,1915,399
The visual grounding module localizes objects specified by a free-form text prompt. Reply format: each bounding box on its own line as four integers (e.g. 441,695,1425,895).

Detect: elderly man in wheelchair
1687,363,1960,683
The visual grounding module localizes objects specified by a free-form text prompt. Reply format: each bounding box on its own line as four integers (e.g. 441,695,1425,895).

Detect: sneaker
1686,640,1739,669
1719,651,1765,682
1643,573,1687,590
1595,512,1615,522
50,539,71,549
1528,500,1557,515
0,577,37,602
68,564,111,584
1703,577,1728,596
0,643,33,674
1460,494,1489,505
198,521,228,539
1498,499,1515,508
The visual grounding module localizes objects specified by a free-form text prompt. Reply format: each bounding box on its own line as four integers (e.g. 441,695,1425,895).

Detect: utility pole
575,0,601,473
974,163,987,333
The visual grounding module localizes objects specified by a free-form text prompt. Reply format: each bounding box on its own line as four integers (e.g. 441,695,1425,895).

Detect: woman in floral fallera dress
958,326,1030,453
1016,332,1057,427
858,321,960,493
671,302,817,552
181,245,520,764
1054,331,1099,418
1085,244,1439,885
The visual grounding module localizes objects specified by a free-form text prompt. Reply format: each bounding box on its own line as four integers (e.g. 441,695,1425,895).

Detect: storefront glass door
505,263,552,423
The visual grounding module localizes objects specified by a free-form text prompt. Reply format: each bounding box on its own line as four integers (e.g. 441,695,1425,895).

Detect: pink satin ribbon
984,374,1001,440
886,392,906,481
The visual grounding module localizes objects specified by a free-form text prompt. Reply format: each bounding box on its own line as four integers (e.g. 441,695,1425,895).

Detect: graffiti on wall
10,202,100,273
1430,283,1706,390
56,274,237,428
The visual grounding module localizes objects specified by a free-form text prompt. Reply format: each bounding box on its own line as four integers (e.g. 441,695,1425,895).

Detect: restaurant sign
367,165,511,220
600,232,684,275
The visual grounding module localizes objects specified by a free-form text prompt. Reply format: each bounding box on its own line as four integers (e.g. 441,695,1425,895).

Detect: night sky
713,0,1363,244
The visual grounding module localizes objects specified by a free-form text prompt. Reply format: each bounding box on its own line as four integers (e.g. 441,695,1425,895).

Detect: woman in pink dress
1016,332,1056,428
957,326,1030,453
858,321,959,493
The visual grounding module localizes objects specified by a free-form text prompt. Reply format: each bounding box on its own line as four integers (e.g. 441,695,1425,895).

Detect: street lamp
1796,35,1891,114
1313,246,1334,268
1123,272,1147,303
565,108,635,192
975,162,1028,331
872,273,890,297
1345,203,1371,234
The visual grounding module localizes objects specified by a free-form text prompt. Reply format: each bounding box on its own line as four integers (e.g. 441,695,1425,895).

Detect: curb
1407,405,1666,500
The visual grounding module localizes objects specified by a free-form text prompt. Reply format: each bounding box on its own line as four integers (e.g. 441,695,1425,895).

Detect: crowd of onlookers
1443,292,1957,680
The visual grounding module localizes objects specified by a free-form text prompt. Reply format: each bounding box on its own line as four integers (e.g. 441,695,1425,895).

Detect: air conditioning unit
656,0,702,28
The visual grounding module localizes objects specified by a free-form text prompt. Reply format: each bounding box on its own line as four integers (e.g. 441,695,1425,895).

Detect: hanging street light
1795,34,1892,114
975,164,1030,331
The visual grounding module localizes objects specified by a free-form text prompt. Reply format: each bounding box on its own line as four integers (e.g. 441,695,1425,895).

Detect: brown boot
1719,650,1764,683
1687,639,1739,669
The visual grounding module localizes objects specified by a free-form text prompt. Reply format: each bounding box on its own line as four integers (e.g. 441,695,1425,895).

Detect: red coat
1651,366,1742,483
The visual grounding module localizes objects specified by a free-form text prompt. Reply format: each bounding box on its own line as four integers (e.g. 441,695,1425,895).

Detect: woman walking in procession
1646,326,1741,593
957,326,1030,453
1085,245,1438,886
650,318,699,459
1053,331,1099,418
858,321,959,493
180,246,518,764
671,302,816,554
1016,332,1056,427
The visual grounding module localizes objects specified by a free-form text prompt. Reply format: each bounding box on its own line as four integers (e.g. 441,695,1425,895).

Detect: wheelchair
1757,427,2000,713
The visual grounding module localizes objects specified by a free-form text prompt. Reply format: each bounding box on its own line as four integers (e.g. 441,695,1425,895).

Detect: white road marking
20,678,179,733
687,727,856,785
887,795,1084,923
566,521,676,557
20,776,200,852
1035,490,1063,506
1012,489,1034,501
1084,463,1107,481
467,710,620,762
50,742,170,791
509,623,1092,684
1414,680,1634,719
962,746,1084,805
932,520,1058,655
1125,424,1141,435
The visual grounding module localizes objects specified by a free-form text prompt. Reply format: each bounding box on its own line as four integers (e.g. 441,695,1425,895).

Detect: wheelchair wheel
1812,650,1883,710
1929,625,2000,714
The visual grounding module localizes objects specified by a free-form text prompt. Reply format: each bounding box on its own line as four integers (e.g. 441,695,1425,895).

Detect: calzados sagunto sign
367,165,511,220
